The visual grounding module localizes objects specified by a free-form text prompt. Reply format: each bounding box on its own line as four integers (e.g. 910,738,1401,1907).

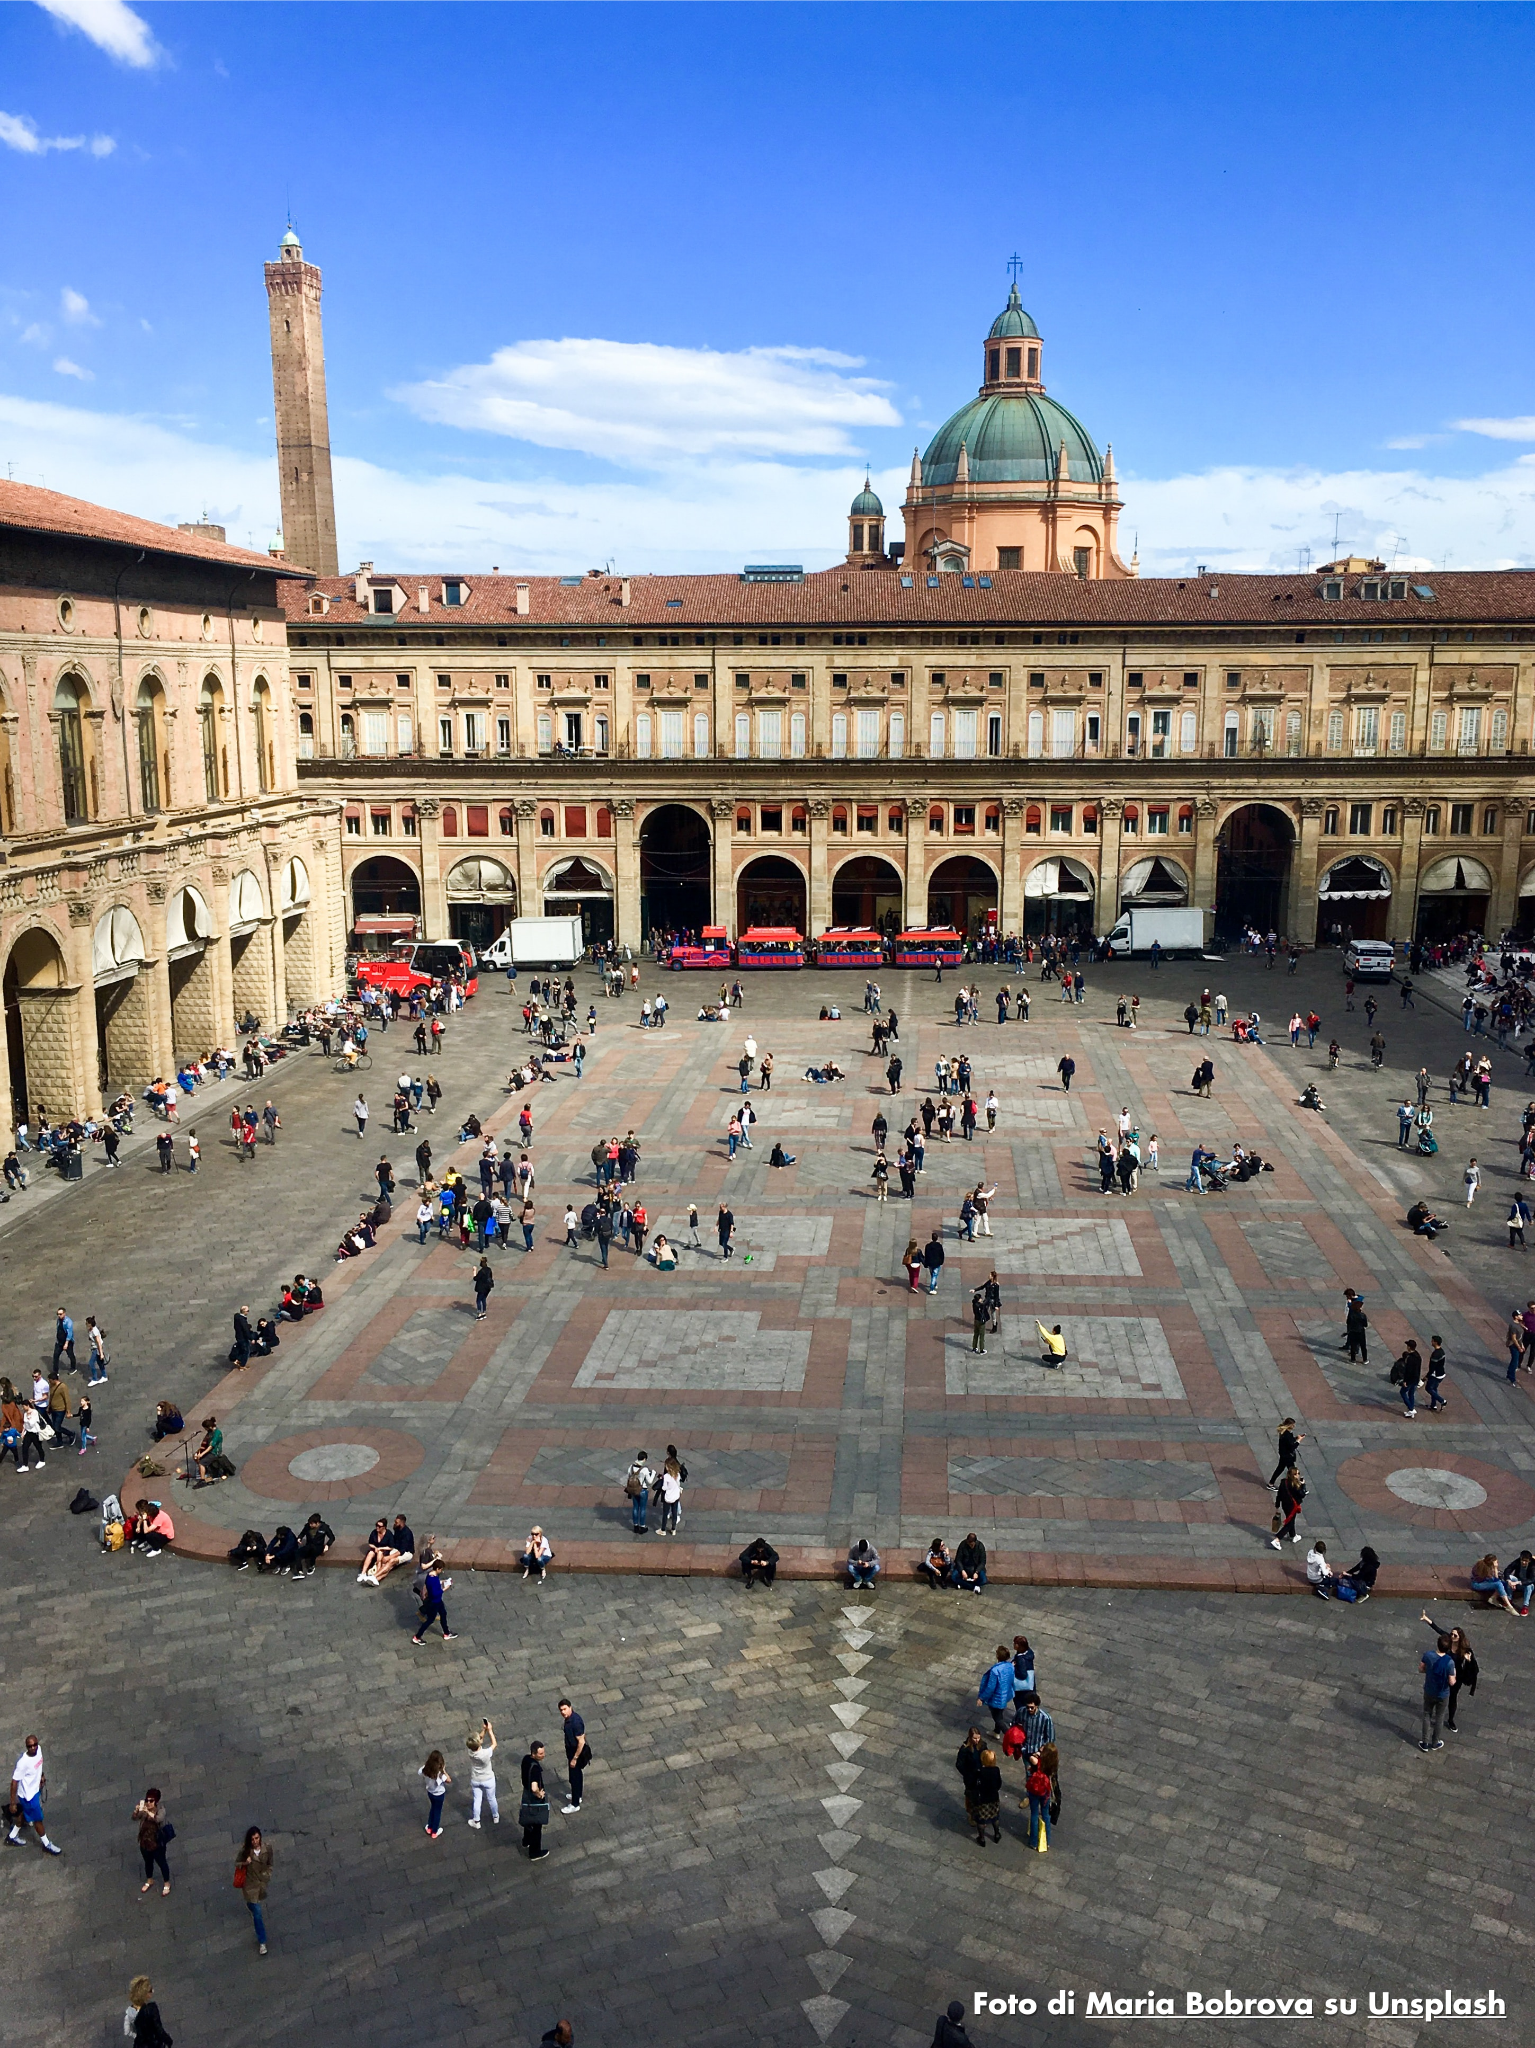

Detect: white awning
92,905,145,986
1024,856,1095,899
280,855,311,912
1419,855,1493,894
446,857,516,900
166,884,213,957
229,868,267,935
1318,855,1393,901
1120,855,1189,904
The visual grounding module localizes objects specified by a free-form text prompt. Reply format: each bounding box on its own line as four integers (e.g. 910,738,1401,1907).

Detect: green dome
850,479,884,516
922,392,1102,487
280,227,301,250
987,282,1039,341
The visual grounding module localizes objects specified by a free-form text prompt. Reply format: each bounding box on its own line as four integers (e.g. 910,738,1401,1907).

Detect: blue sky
3,0,1535,574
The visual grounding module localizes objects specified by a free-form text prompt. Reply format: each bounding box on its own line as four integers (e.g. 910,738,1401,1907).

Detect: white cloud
60,286,99,326
394,336,901,463
0,108,115,155
51,356,92,381
1453,415,1535,442
35,0,158,68
20,322,50,346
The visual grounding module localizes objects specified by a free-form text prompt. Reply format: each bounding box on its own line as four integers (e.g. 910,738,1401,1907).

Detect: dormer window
443,580,465,607
373,586,393,615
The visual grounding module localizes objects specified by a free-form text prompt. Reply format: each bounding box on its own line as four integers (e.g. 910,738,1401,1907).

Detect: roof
987,283,1040,341
850,481,884,516
277,565,1535,632
921,391,1103,487
0,478,309,577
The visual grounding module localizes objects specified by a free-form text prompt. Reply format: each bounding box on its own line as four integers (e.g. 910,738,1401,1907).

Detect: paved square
980,1214,1142,1274
573,1309,814,1393
944,1315,1186,1398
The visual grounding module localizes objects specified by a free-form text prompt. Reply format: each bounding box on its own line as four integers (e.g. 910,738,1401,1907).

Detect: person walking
8,1735,61,1853
353,1094,368,1140
559,1699,589,1814
412,1560,455,1644
1425,1335,1449,1411
976,1646,1018,1734
419,1749,451,1838
1269,1468,1306,1547
465,1721,499,1828
1419,1634,1455,1752
133,1787,173,1896
1268,1418,1304,1488
472,1257,494,1322
1394,1339,1423,1418
1465,1157,1481,1207
717,1202,735,1260
126,1977,174,2048
1343,1288,1369,1364
52,1308,77,1374
234,1826,273,1952
886,1054,902,1095
520,1197,536,1251
520,1742,551,1860
922,1230,945,1294
1056,1053,1075,1093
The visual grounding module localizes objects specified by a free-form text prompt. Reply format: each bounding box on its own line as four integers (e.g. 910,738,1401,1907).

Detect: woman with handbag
126,1974,173,2048
132,1786,173,1896
1268,1469,1306,1548
519,1741,551,1860
234,1825,273,1953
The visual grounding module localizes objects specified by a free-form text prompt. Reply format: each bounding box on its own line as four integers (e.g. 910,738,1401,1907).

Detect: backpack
624,1466,645,1499
69,1487,99,1515
1388,1360,1404,1385
103,1520,126,1551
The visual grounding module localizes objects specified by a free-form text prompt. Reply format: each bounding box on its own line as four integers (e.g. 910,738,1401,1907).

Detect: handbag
1270,1511,1283,1535
158,1822,176,1845
518,1793,550,1826
232,1863,246,1888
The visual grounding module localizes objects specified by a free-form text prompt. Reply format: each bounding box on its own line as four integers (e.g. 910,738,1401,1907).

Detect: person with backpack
1343,1288,1369,1363
625,1451,656,1534
970,1287,989,1354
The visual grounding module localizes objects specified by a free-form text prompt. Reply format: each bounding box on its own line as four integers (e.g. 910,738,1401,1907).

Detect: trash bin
62,1151,83,1181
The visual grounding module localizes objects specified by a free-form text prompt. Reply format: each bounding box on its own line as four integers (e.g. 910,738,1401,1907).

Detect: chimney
354,562,373,605
515,582,530,616
620,578,631,607
417,585,430,613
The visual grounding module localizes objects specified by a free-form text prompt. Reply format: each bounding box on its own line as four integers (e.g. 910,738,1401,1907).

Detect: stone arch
1022,854,1093,938
4,920,79,1129
736,853,807,933
928,853,1000,936
279,854,317,1005
92,906,151,1095
1214,803,1297,939
639,802,712,937
165,884,218,1061
228,868,273,1032
350,854,422,947
541,855,613,949
1416,853,1492,945
831,853,904,933
1119,854,1190,909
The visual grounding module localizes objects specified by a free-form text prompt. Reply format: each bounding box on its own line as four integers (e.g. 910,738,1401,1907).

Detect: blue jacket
978,1659,1017,1710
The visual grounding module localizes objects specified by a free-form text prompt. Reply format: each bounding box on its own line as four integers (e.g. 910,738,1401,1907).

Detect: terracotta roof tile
0,478,307,576
278,565,1535,631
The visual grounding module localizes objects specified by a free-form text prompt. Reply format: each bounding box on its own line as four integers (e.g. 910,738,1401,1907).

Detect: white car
1343,940,1395,980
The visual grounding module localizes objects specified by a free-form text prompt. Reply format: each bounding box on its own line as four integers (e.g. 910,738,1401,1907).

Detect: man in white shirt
8,1735,61,1853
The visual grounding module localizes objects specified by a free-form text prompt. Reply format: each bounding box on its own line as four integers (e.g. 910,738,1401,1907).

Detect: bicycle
334,1051,372,1074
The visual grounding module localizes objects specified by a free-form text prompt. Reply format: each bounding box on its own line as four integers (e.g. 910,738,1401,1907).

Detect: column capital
1299,796,1325,818
1098,796,1124,820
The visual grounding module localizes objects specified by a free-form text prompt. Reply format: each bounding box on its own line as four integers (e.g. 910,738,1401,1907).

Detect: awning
1120,856,1189,904
446,856,516,900
1024,857,1094,899
1419,855,1493,894
1318,855,1393,901
92,905,145,986
353,915,417,934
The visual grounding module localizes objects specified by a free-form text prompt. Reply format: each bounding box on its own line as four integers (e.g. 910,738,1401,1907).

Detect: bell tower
264,227,339,577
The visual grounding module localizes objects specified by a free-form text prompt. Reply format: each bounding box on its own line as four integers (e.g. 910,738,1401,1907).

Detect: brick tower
264,227,339,576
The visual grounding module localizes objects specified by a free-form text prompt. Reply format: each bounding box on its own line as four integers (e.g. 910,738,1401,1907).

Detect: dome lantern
846,474,886,568
983,279,1042,393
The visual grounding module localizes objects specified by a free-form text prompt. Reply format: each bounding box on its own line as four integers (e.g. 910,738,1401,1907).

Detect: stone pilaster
1095,797,1123,936
808,799,831,935
1000,798,1025,934
1293,798,1323,946
612,800,639,951
903,791,928,926
710,798,735,930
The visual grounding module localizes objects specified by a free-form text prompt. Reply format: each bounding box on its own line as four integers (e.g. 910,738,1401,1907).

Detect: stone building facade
0,481,345,1148
282,560,1535,959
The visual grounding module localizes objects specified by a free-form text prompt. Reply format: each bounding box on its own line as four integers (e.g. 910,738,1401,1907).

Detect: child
1146,1134,1159,1171
76,1392,95,1454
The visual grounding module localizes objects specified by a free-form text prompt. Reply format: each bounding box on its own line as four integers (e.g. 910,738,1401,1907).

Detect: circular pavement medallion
1385,1466,1488,1512
289,1442,381,1483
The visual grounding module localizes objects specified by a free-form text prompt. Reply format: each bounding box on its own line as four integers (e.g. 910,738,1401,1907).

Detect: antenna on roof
1331,512,1342,561
1298,545,1311,572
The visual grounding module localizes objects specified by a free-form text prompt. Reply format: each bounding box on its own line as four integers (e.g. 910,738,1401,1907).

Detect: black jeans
743,1562,776,1586
567,1761,584,1806
140,1843,170,1884
522,1822,543,1854
414,1597,450,1639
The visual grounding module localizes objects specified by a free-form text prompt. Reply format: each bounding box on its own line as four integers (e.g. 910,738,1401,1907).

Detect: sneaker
356,1572,369,1583
1431,1739,1445,1749
561,1802,581,1815
411,1637,423,1646
1268,1537,1282,1549
529,1848,550,1861
467,1819,481,1830
16,1468,26,1476
236,1561,250,1572
41,1841,61,1855
441,1632,458,1640
974,1585,982,1595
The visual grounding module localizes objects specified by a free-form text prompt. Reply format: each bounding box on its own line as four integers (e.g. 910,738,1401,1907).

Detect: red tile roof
278,564,1535,631
0,479,308,576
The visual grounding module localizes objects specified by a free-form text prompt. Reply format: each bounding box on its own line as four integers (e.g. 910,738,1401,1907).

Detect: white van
1343,939,1395,980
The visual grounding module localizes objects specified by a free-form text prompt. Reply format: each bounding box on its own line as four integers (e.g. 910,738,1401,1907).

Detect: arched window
135,677,165,813
1177,804,1195,835
499,806,515,837
54,674,89,823
596,806,613,838
791,804,808,835
735,806,753,836
198,677,223,799
1082,804,1098,836
297,710,315,760
441,805,459,837
832,805,849,836
928,804,945,835
984,804,1001,835
1025,804,1041,835
1122,803,1139,836
888,806,904,833
539,807,555,838
251,678,273,792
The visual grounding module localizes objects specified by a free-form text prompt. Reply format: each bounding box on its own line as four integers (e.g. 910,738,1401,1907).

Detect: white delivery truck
1103,906,1211,959
477,915,585,969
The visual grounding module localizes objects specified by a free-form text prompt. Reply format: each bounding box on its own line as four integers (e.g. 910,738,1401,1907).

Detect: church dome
850,478,884,517
987,282,1039,340
921,392,1103,488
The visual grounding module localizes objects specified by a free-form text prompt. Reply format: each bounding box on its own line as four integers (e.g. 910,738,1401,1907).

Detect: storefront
1023,855,1095,939
1316,855,1393,945
1415,855,1491,944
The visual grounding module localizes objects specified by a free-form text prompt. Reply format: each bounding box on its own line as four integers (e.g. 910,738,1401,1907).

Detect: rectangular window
635,714,652,759
1050,707,1075,758
760,708,783,759
462,711,482,753
854,806,876,835
661,709,684,758
467,805,489,839
1424,804,1441,835
1430,709,1448,752
634,673,651,691
362,709,389,756
1389,709,1407,753
954,708,978,759
998,546,1020,570
1381,805,1398,835
1226,670,1241,690
888,711,903,759
1326,709,1344,752
495,672,510,690
1028,671,1046,690
1354,705,1379,755
693,712,709,759
1151,709,1170,758
370,809,391,836
1183,671,1199,690
856,707,879,758
536,712,552,754
397,712,413,755
692,673,707,692
734,711,750,759
1049,805,1072,835
1006,346,1022,377
1126,712,1141,756
761,806,783,834
953,805,976,835
1086,713,1101,752
439,715,454,754
345,810,361,836
1252,706,1275,751
1147,806,1169,835
1492,706,1509,752
496,715,512,753
1459,705,1482,754
562,711,582,751
402,809,417,838
790,710,807,758
1450,803,1474,835
735,672,750,691
987,712,1002,758
1349,802,1373,835
1181,709,1198,754
1484,804,1499,835
1223,711,1239,758
831,712,848,758
595,715,609,754
565,806,587,838
1177,806,1193,835
929,710,945,757
1323,806,1338,834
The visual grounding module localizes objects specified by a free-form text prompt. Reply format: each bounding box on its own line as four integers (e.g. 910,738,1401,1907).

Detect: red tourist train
813,928,887,968
891,926,966,968
735,926,806,969
663,926,733,970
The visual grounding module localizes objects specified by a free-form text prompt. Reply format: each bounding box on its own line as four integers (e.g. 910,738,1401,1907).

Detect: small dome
280,227,301,251
850,477,884,517
922,392,1102,487
987,282,1039,341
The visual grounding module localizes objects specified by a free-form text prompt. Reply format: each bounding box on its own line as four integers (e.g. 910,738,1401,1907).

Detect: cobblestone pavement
4,951,1535,1588
6,1564,1533,2048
